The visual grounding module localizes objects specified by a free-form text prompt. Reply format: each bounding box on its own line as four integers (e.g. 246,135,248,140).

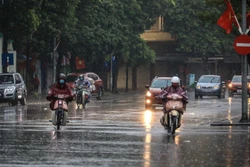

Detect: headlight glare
146,91,152,97
196,85,201,89
214,85,219,89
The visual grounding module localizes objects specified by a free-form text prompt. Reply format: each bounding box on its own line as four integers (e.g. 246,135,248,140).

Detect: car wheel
96,87,104,100
195,94,198,99
200,96,203,99
11,95,18,106
229,91,233,97
218,95,221,99
20,94,27,106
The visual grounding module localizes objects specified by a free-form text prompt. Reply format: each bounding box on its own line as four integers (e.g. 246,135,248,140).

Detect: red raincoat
46,83,74,110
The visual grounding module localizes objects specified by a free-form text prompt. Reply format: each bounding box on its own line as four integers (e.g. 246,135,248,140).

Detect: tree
163,0,239,74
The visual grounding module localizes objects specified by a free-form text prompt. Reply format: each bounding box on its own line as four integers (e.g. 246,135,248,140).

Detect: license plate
237,90,242,93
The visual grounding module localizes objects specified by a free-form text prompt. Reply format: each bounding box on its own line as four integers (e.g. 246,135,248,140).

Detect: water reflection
1,106,27,121
144,110,152,132
51,130,62,140
227,97,232,124
143,110,152,167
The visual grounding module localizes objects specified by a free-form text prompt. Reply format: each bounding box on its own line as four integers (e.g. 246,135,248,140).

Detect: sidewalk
210,115,250,126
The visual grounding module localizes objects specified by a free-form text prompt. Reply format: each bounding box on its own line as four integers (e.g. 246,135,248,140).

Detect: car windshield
0,75,14,84
198,76,220,83
232,76,250,83
66,75,78,82
151,79,171,88
232,76,241,82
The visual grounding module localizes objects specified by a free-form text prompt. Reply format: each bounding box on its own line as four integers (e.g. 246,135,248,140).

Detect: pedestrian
33,74,40,93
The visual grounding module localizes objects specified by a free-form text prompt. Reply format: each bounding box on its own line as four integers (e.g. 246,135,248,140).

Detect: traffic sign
234,35,250,55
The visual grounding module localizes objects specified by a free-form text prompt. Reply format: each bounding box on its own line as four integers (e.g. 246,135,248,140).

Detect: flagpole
225,0,243,34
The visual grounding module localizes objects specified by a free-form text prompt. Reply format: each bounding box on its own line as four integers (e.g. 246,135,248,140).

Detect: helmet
79,74,84,81
171,76,180,84
57,73,66,85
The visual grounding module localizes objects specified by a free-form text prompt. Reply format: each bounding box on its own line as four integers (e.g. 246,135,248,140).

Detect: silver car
195,75,225,99
0,72,27,106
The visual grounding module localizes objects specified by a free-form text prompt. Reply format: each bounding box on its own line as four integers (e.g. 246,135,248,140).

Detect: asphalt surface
0,90,249,167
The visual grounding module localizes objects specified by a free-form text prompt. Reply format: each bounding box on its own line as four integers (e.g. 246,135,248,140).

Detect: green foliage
163,0,237,57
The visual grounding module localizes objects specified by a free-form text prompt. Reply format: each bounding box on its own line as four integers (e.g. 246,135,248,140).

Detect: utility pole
240,0,249,122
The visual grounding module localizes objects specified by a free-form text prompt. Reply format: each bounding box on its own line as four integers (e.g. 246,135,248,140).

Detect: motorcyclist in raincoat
157,76,188,128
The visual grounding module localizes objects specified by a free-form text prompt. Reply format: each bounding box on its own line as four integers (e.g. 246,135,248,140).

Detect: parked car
227,75,250,97
66,72,104,100
195,75,225,99
145,76,172,109
0,72,27,106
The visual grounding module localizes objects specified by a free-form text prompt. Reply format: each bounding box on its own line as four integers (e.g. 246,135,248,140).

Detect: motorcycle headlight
146,91,152,97
5,86,15,94
196,85,201,89
214,85,219,89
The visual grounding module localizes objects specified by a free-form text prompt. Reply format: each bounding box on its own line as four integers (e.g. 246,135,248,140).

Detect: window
15,74,21,84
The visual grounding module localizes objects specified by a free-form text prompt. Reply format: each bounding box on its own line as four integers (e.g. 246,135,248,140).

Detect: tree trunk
2,1,9,73
25,40,31,91
132,66,137,90
125,63,129,92
112,56,119,93
202,56,209,74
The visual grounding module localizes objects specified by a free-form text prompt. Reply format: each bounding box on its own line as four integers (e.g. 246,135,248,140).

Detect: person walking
33,74,40,93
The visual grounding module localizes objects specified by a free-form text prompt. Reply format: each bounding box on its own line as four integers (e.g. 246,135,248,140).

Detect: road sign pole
240,0,249,122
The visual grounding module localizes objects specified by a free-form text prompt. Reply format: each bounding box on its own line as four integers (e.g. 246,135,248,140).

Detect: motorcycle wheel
171,116,177,135
82,100,87,109
56,110,62,130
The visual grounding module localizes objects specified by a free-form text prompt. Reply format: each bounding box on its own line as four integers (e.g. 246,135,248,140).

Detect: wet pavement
0,90,249,167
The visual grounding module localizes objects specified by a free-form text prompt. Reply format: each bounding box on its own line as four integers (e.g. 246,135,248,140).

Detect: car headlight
228,83,232,88
196,85,201,89
5,86,15,94
146,91,152,97
214,85,219,89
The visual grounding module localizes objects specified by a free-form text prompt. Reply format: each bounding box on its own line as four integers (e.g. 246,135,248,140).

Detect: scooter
158,93,184,135
51,94,70,130
75,85,90,109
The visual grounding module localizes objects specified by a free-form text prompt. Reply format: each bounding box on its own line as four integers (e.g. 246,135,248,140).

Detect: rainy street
0,91,249,167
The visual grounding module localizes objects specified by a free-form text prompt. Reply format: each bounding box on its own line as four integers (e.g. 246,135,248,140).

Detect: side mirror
145,85,149,89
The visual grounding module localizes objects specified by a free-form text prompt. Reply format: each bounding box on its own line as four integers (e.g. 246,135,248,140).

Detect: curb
210,122,250,126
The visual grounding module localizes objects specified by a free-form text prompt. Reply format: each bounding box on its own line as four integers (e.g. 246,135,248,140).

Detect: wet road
0,91,249,167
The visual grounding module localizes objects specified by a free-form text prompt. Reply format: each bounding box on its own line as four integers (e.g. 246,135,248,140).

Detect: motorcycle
75,85,90,109
51,94,70,130
158,93,184,135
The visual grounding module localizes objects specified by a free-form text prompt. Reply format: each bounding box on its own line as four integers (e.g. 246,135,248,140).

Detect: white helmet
171,76,180,84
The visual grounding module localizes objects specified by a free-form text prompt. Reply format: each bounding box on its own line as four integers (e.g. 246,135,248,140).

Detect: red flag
75,56,86,69
217,0,239,34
